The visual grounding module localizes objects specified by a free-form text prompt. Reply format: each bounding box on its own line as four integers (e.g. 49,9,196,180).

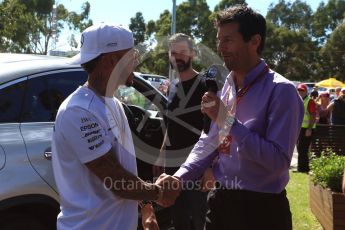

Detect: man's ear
250,34,261,51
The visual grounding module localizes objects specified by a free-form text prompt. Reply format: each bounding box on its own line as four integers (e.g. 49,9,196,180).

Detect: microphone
203,64,229,134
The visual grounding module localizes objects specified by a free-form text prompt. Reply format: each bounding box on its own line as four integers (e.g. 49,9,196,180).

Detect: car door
20,69,87,191
0,78,28,179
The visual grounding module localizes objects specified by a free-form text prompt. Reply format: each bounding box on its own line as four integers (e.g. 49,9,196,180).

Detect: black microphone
203,64,229,134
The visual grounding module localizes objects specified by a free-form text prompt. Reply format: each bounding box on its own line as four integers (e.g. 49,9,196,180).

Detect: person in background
162,5,303,230
158,79,170,96
153,33,208,230
327,87,345,125
316,92,331,124
52,23,180,230
335,87,342,99
310,86,319,100
297,83,317,172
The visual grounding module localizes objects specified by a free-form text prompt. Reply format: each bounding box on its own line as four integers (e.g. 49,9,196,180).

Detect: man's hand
141,203,159,230
155,173,181,207
201,167,216,192
201,92,227,128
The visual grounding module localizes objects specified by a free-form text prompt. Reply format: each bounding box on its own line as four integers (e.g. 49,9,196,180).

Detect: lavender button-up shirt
174,60,304,193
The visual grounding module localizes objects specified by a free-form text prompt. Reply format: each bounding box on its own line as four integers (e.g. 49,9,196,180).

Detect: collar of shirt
242,59,267,88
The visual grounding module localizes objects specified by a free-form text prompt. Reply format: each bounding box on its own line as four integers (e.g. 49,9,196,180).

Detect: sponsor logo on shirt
88,140,104,150
81,117,91,123
83,129,101,138
87,134,102,143
80,122,99,132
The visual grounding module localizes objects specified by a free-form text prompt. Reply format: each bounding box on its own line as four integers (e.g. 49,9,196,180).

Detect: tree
320,22,345,82
152,0,215,47
213,0,246,12
263,22,320,81
0,1,30,53
129,12,146,45
264,0,323,81
311,0,345,44
266,0,313,32
138,0,218,75
0,0,92,54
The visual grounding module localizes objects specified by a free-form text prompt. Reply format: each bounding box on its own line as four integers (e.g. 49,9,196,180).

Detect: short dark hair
81,54,102,74
168,33,195,51
215,4,266,54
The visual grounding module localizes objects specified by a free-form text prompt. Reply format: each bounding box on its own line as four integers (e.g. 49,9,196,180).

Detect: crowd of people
296,83,345,173
49,3,345,230
309,85,345,125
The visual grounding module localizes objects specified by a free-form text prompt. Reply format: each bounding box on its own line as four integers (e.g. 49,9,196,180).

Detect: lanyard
226,64,269,106
218,65,269,155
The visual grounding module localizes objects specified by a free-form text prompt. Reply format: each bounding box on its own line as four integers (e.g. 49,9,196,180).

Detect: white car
0,53,171,230
137,72,168,89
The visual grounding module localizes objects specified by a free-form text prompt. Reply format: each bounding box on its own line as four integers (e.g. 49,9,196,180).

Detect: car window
116,86,159,111
0,80,26,123
22,70,87,122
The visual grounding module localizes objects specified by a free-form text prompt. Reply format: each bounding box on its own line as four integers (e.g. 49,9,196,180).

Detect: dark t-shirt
332,98,345,125
310,90,319,99
164,74,207,173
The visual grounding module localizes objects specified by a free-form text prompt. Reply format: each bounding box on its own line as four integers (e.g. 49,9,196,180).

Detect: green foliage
129,12,146,45
320,22,345,82
3,0,345,80
0,0,31,52
311,0,345,44
267,0,313,32
263,22,320,81
287,172,322,230
0,0,92,54
213,0,246,12
18,0,53,15
309,150,345,192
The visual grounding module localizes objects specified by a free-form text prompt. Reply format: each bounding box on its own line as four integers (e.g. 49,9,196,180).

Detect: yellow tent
315,78,345,88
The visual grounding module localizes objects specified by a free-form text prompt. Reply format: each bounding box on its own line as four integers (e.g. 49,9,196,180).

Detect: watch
224,115,235,128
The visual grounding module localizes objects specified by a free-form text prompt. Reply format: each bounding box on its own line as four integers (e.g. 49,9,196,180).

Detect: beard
171,58,192,72
221,54,234,71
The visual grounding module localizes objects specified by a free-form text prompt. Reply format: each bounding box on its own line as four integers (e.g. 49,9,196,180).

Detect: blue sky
56,0,323,50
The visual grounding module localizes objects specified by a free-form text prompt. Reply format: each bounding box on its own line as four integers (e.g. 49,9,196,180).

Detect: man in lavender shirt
169,5,303,230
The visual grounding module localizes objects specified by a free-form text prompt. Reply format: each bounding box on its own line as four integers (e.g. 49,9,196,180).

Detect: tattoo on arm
85,150,158,201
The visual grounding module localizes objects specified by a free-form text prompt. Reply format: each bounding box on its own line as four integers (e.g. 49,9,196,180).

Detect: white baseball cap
69,23,134,65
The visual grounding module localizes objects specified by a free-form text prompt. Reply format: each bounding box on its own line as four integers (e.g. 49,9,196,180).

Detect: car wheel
0,214,50,230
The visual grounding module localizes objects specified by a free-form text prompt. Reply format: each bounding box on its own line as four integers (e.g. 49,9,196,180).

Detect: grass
287,171,323,230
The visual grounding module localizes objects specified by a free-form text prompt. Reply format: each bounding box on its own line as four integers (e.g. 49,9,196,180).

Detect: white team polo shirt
52,86,138,230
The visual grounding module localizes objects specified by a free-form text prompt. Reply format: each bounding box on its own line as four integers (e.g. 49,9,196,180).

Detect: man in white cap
52,23,180,230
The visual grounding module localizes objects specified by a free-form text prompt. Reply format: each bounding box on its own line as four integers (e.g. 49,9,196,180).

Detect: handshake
154,173,182,207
